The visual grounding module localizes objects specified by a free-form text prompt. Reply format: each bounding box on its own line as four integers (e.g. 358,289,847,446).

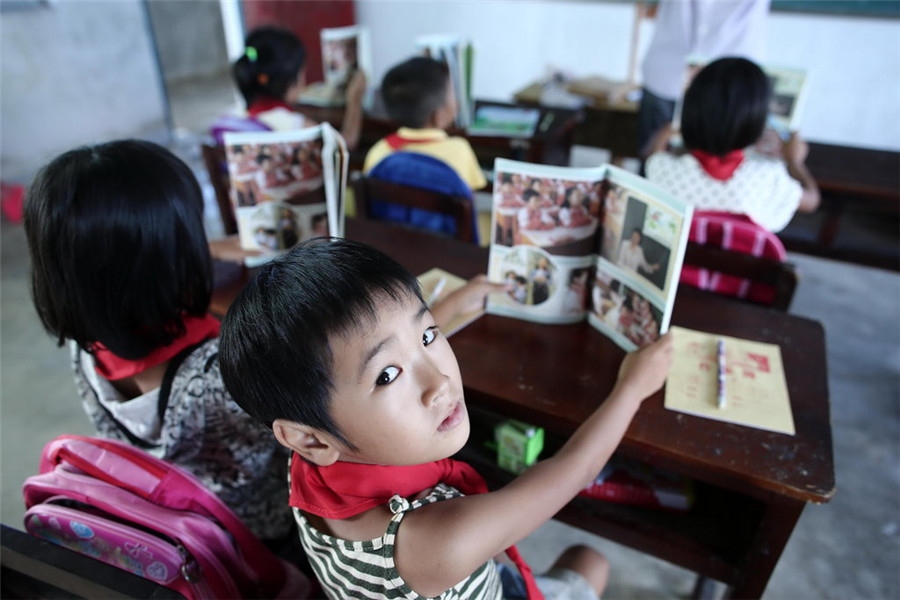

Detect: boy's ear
272,418,341,466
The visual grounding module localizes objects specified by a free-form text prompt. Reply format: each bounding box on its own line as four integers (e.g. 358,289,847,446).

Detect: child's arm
429,275,505,331
781,133,820,213
340,70,367,151
643,122,675,158
395,334,674,595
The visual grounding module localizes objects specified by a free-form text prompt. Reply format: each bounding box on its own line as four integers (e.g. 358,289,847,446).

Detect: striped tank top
294,482,503,599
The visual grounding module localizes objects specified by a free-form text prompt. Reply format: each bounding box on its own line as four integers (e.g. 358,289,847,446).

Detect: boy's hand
345,70,367,105
447,275,506,314
612,332,674,402
430,275,505,331
208,235,261,264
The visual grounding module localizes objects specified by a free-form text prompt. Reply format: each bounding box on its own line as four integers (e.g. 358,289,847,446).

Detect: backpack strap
93,340,210,450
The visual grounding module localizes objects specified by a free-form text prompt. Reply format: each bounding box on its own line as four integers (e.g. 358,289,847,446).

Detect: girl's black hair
681,57,771,156
381,56,450,128
219,238,424,447
24,140,212,360
233,26,307,108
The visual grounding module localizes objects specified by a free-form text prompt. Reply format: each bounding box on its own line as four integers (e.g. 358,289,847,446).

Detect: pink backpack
22,434,312,599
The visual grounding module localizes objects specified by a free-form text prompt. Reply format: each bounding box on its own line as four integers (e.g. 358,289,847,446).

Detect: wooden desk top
806,142,900,203
345,218,835,507
213,219,834,507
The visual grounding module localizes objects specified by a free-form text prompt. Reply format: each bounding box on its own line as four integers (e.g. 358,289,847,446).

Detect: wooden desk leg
724,494,806,599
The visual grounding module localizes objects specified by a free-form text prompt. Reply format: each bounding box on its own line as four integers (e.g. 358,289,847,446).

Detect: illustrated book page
664,326,796,435
466,104,541,138
485,158,692,351
222,124,346,267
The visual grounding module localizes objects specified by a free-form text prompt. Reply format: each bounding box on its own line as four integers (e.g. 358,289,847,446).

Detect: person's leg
550,544,609,598
637,87,676,159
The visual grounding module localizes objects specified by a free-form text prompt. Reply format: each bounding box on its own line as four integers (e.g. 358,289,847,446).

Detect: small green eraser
495,420,544,474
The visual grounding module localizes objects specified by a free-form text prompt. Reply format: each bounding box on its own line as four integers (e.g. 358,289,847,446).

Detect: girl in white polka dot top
645,57,819,233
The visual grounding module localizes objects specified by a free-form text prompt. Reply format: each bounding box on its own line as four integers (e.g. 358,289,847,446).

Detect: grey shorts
497,562,597,600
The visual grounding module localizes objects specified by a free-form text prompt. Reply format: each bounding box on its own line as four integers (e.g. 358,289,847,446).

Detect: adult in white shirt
638,0,771,156
645,58,819,232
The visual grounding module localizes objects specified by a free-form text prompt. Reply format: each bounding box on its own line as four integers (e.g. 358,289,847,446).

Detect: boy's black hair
219,238,424,447
233,26,307,109
681,57,771,156
381,56,450,128
24,140,212,359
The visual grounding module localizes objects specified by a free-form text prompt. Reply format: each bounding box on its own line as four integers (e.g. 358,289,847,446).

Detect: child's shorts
496,562,596,600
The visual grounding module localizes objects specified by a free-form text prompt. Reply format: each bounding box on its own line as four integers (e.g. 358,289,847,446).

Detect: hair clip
245,46,258,62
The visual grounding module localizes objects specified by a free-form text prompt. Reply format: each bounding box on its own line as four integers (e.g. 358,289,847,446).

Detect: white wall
0,0,168,181
356,0,900,151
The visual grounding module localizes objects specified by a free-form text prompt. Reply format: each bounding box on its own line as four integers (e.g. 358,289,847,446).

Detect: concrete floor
2,73,899,599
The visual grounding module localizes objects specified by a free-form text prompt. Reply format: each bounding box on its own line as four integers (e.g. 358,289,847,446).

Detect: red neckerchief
691,149,745,181
290,455,544,600
92,314,221,381
385,132,445,150
247,97,294,117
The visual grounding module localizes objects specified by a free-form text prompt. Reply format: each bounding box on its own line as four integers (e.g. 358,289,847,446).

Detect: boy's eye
376,366,400,386
423,327,438,346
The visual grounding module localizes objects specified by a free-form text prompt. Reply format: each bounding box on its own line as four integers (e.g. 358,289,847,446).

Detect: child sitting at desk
644,57,820,232
22,139,496,559
218,238,674,599
228,26,366,150
363,56,487,193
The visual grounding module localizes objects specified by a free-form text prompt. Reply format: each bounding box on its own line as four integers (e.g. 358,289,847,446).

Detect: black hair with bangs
218,238,424,448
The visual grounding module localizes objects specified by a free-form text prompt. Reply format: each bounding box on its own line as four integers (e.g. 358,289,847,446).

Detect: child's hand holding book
613,331,674,405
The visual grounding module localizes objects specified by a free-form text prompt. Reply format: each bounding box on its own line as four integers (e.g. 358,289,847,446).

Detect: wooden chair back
352,176,477,244
681,241,798,311
200,143,238,235
679,211,798,311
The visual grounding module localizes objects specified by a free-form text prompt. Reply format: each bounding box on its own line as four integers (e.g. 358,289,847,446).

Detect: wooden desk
213,218,835,598
781,142,900,270
514,80,640,161
347,218,834,599
297,99,580,173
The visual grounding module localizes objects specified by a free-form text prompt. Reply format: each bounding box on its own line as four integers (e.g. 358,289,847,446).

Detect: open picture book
299,25,372,107
486,158,693,352
222,124,348,267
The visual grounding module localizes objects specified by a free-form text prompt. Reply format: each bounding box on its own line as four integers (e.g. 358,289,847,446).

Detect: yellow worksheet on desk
665,326,795,435
417,268,483,337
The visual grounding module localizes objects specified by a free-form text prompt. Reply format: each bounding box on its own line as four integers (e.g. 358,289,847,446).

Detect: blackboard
772,1,900,19
626,0,900,19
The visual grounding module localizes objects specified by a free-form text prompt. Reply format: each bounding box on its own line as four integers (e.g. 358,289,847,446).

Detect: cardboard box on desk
566,76,639,110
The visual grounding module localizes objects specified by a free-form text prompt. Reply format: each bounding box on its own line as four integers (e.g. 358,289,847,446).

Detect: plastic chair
364,152,479,244
680,211,798,311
